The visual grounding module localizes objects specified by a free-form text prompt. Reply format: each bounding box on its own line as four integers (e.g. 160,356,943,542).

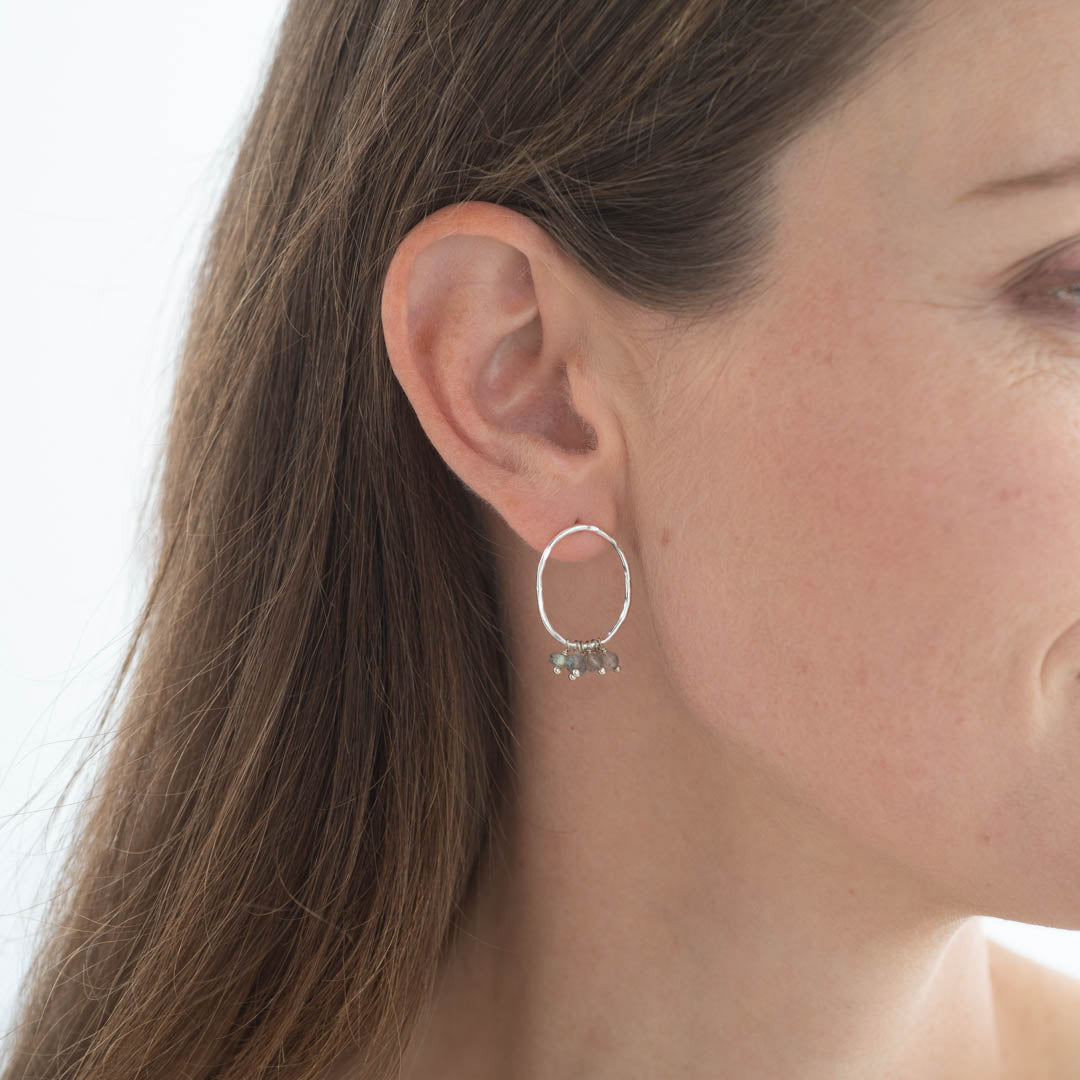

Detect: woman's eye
1046,280,1080,307
1015,270,1080,320
1008,240,1080,318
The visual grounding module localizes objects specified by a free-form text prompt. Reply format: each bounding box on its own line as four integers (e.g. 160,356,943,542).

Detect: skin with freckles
365,1,1080,1077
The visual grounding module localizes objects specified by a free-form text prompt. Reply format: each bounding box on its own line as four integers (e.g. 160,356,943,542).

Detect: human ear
379,201,626,563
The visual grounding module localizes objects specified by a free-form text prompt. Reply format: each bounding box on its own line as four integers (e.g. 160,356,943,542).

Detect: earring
536,523,630,680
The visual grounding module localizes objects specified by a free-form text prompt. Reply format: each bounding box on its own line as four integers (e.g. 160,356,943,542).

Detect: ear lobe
379,202,621,561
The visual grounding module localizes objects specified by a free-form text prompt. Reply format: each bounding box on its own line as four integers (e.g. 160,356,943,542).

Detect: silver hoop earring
536,523,630,680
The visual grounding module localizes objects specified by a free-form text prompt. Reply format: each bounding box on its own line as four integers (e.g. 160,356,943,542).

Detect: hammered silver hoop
536,523,630,680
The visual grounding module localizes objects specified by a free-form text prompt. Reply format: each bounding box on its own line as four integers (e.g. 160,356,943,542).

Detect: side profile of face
381,0,1080,935
636,0,1080,927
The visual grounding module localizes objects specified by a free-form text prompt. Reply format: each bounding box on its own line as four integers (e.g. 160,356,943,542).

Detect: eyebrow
955,152,1080,203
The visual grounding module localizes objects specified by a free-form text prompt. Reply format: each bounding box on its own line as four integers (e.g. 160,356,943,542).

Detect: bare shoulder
988,937,1080,1077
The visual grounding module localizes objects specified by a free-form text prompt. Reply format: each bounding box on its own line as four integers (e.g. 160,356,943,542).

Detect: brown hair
4,2,926,1077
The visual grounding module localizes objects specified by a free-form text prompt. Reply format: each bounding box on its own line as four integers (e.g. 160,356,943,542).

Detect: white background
3,0,1080,1038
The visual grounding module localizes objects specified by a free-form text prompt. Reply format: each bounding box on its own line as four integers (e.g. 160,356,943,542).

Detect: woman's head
384,0,1080,939
19,1,1080,1078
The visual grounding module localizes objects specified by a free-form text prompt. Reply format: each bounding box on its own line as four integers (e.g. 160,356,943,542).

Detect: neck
396,513,1007,1079
401,733,1002,1080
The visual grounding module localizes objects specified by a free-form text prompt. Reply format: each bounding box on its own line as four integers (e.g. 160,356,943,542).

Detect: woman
6,0,1080,1077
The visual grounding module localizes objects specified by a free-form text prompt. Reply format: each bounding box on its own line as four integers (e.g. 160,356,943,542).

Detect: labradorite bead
551,651,585,673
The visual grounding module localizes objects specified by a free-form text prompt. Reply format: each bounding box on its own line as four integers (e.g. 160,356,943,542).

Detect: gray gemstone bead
551,648,620,677
551,651,586,674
